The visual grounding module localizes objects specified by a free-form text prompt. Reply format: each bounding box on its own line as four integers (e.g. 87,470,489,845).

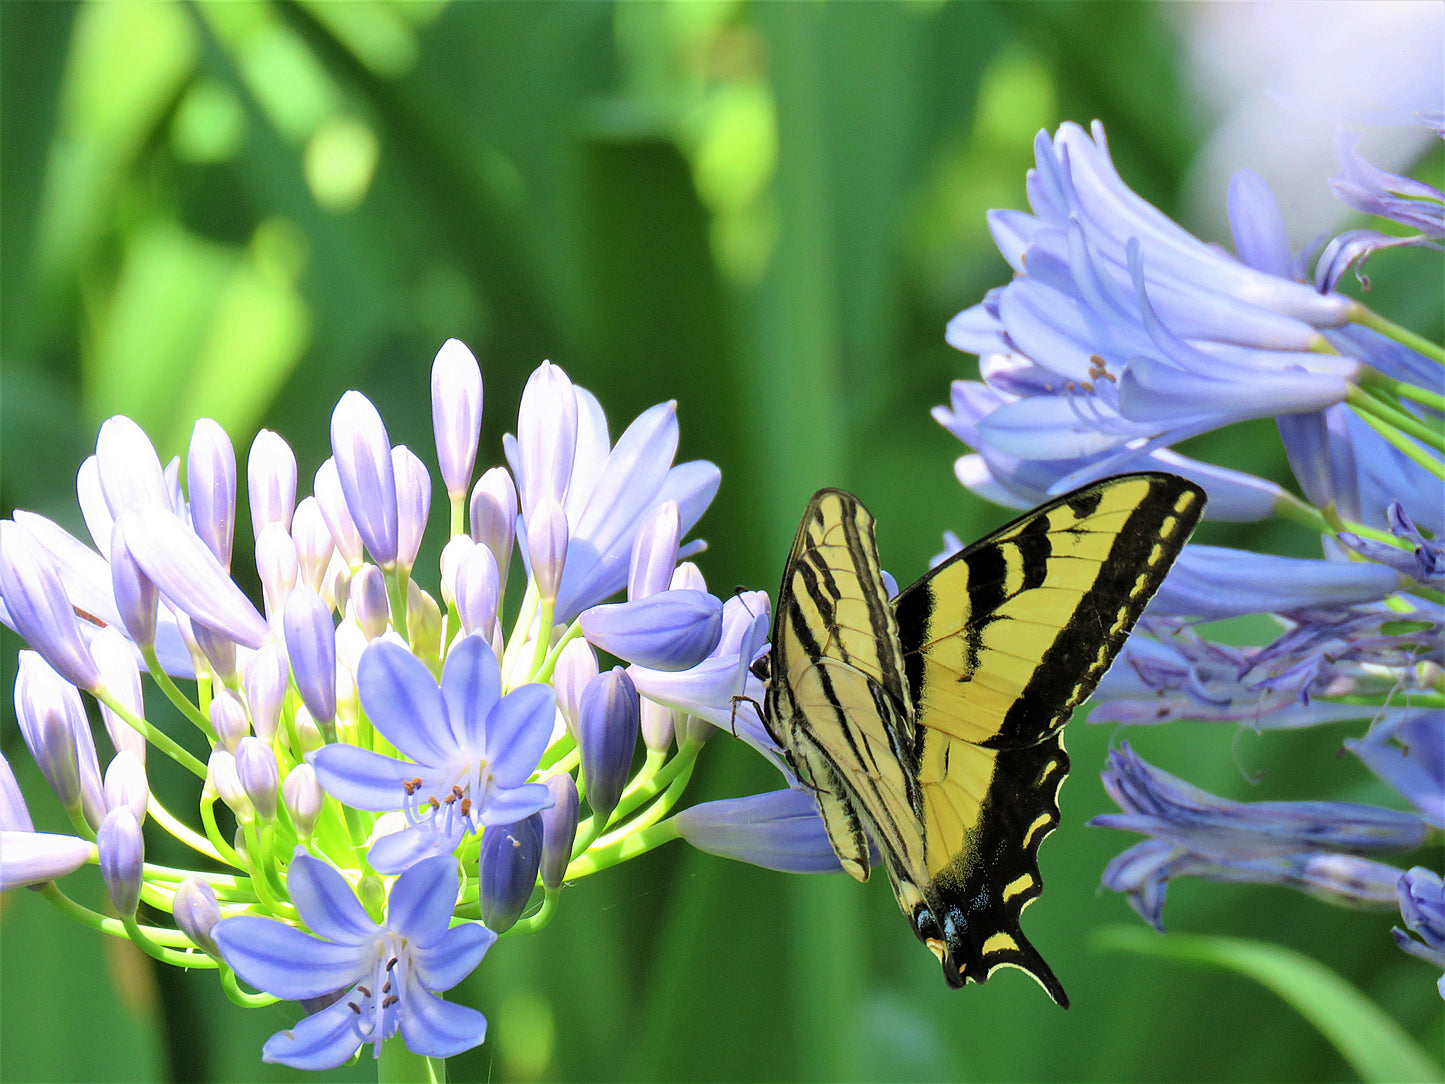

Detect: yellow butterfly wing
763,474,1205,1006
892,473,1205,1003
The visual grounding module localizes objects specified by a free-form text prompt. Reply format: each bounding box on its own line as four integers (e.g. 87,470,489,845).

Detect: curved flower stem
141,647,214,734
37,883,209,961
508,890,558,935
1354,306,1445,365
219,966,279,1008
1347,386,1445,453
1273,493,1334,536
565,817,682,877
121,912,217,967
98,687,209,779
141,862,254,900
528,599,556,682
199,797,244,869
1363,371,1445,413
147,793,226,864
535,618,584,684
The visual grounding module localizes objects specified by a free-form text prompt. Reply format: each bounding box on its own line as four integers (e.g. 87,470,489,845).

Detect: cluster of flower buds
0,339,795,1068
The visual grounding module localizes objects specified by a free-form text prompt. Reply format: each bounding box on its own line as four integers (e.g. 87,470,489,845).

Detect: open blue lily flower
310,634,554,873
213,853,494,1069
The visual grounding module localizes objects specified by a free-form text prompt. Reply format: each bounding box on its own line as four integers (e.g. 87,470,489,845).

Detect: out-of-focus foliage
2,3,1438,1082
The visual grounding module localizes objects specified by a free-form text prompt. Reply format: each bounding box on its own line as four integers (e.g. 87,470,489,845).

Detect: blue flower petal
261,997,365,1070
483,684,555,789
580,589,723,671
385,855,461,945
439,633,501,749
674,788,855,874
1150,545,1403,619
356,640,455,763
367,821,464,875
213,916,366,999
310,743,417,813
398,972,489,1058
286,854,377,944
477,781,552,827
413,921,497,992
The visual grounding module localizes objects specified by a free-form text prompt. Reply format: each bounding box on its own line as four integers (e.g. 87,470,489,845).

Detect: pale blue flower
431,338,484,501
310,635,554,873
213,854,494,1068
1346,711,1445,828
675,788,854,874
186,418,236,571
580,589,723,671
98,806,144,916
330,391,400,569
282,586,337,726
247,429,297,538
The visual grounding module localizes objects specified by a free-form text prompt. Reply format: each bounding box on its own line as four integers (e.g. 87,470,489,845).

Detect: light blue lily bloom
1346,711,1445,828
310,635,554,873
213,854,494,1069
1148,545,1403,620
675,788,854,874
580,589,723,672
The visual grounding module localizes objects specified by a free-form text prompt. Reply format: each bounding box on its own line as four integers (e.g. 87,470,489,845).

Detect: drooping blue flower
1346,711,1445,829
1091,745,1428,929
1394,867,1445,998
478,814,544,933
675,788,856,874
213,854,494,1068
310,634,554,873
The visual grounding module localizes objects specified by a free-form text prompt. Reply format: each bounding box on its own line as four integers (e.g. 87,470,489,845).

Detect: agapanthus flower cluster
938,116,1444,996
0,340,805,1071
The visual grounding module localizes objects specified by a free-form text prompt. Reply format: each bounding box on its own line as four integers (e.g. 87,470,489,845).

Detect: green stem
385,565,410,641
1348,397,1445,480
141,647,213,734
528,598,556,682
565,817,681,878
450,493,466,540
1363,369,1445,413
533,619,584,684
507,890,558,935
147,793,226,864
1271,492,1333,536
97,688,208,779
1354,305,1445,365
121,913,216,968
1347,386,1445,453
199,797,243,869
219,966,279,1008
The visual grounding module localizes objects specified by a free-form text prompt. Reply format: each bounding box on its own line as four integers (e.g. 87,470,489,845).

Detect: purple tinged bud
469,467,518,588
554,638,598,737
90,627,147,764
0,752,34,832
290,497,334,593
0,520,102,691
292,705,324,755
439,536,475,607
527,497,569,603
348,564,390,639
454,544,501,639
577,667,639,821
206,748,251,819
0,831,95,891
108,521,159,650
628,501,680,601
406,582,443,663
95,416,170,519
539,774,579,890
98,806,144,915
15,656,82,811
669,561,706,593
173,876,222,956
283,586,337,725
115,506,269,649
478,813,543,933
247,429,297,537
209,688,250,750
515,361,578,514
330,391,399,568
103,750,148,824
191,622,239,685
243,641,289,743
314,458,365,566
580,589,723,671
640,697,677,753
282,762,323,838
187,419,237,570
431,338,485,499
255,522,300,621
392,445,432,573
235,737,279,821
76,456,114,554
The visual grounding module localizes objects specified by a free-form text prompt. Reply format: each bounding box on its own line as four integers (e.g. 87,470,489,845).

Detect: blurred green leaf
1094,926,1444,1084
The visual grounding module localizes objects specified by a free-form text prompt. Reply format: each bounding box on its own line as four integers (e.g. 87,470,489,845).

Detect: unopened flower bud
235,737,279,821
479,814,543,933
313,457,364,567
469,466,517,589
283,586,337,726
98,806,144,916
283,762,323,839
248,429,297,537
392,445,432,574
205,748,251,820
432,338,484,500
349,564,390,640
103,750,149,824
210,688,250,750
577,667,639,822
243,640,288,743
291,497,335,593
527,497,568,603
330,391,399,568
187,418,236,570
255,522,300,621
539,775,579,891
173,876,222,956
554,638,598,738
406,581,442,663
629,501,680,600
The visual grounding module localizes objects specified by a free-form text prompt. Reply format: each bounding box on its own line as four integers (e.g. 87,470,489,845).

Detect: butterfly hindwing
765,473,1205,1005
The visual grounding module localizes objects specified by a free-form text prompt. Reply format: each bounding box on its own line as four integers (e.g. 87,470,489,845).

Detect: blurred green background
2,2,1440,1081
